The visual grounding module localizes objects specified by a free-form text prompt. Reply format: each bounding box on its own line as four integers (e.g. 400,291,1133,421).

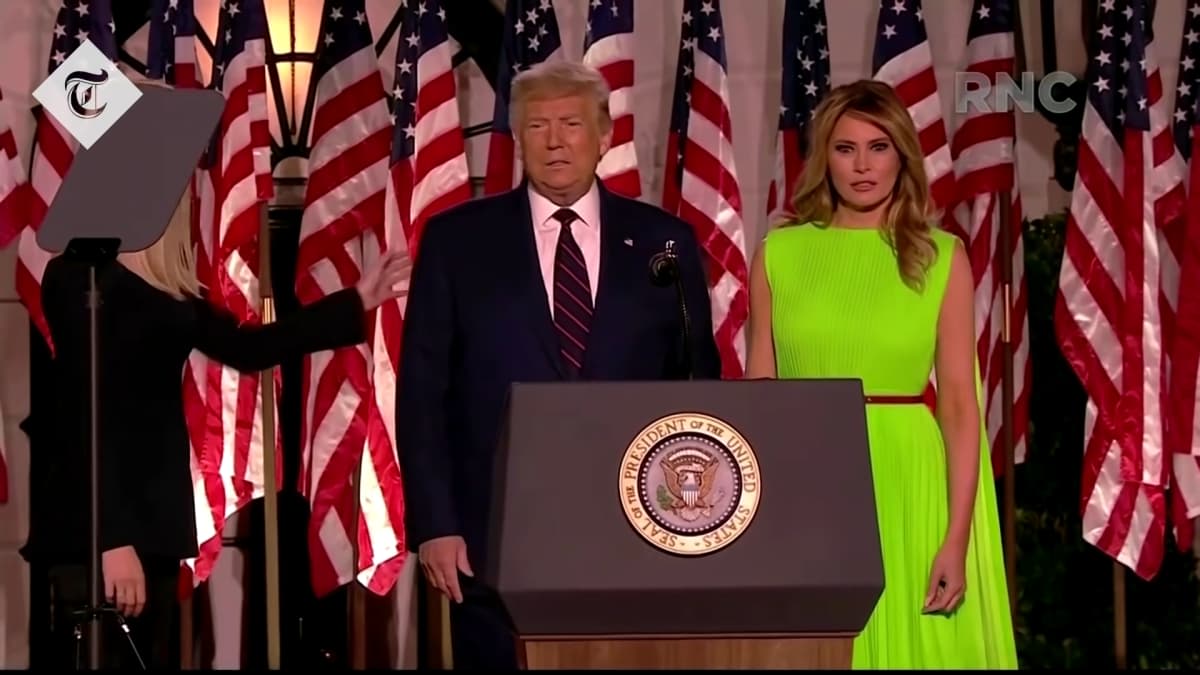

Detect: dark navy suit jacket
396,180,721,570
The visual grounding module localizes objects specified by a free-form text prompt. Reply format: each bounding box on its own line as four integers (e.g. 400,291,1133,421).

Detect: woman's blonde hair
787,79,938,291
119,185,202,300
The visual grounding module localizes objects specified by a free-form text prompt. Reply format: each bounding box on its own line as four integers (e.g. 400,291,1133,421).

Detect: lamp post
190,0,372,668
263,0,322,206
256,1,370,670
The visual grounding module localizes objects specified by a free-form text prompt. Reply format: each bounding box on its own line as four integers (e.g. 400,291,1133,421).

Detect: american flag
1166,0,1200,551
146,0,202,293
483,0,563,195
1054,0,1185,580
294,0,400,598
385,0,471,258
146,0,222,589
16,0,119,353
870,0,957,218
0,78,27,506
184,0,276,586
662,0,749,380
360,0,472,595
948,0,1030,477
765,0,830,224
146,0,199,88
0,86,28,249
583,0,641,198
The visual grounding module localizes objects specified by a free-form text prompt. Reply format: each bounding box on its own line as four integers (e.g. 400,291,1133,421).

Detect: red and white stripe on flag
1169,113,1200,548
582,0,640,199
871,0,958,409
358,0,471,594
870,0,957,218
949,0,1031,476
0,87,28,250
183,0,277,587
766,0,831,225
295,0,401,598
1054,0,1184,580
144,0,241,588
483,0,563,195
17,0,121,352
0,86,22,499
0,86,17,506
661,0,749,379
1164,0,1200,551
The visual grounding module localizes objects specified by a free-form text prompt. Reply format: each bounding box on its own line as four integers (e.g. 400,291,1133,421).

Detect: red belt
864,394,926,405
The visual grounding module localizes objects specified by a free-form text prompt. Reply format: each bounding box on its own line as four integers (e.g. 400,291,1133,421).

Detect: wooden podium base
519,634,855,669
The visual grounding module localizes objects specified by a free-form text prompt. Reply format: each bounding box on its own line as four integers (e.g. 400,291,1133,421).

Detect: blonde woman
745,80,1017,669
23,189,410,668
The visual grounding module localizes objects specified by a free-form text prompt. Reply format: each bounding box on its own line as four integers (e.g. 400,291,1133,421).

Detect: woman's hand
102,545,145,617
356,248,413,311
923,538,967,615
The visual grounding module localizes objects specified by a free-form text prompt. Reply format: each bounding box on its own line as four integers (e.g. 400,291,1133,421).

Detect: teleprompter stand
64,237,145,670
37,84,224,669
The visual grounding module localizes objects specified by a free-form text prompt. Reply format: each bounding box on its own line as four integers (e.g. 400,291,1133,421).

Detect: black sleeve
677,230,723,379
192,288,367,372
396,220,460,546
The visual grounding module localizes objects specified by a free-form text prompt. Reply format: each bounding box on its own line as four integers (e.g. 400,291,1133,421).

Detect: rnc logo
954,71,1078,115
33,38,141,149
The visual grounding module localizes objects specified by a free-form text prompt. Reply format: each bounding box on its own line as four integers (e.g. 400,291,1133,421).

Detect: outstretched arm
191,248,410,371
191,288,367,372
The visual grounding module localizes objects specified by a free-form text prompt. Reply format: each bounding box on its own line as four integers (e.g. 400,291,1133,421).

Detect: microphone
649,239,679,287
648,239,694,380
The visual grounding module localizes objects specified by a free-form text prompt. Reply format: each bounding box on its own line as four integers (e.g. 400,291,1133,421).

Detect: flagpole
258,201,282,670
1001,0,1027,623
348,264,367,667
350,453,367,668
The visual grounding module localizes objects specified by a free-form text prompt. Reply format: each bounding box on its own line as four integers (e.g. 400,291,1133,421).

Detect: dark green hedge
1012,212,1200,669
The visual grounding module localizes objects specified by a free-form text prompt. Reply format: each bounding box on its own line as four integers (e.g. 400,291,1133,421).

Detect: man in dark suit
397,60,721,670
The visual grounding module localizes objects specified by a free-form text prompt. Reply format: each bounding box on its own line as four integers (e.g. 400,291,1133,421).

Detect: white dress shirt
527,182,602,317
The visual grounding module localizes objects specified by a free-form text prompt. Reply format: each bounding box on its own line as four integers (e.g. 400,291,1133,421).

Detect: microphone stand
651,240,695,380
65,238,146,670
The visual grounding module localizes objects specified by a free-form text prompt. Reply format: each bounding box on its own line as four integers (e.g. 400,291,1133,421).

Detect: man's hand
102,545,145,617
419,535,472,604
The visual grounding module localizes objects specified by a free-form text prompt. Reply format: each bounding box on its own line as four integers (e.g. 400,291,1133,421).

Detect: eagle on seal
659,450,720,511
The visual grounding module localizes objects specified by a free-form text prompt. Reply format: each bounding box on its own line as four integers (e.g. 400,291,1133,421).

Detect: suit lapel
582,187,638,377
513,186,568,378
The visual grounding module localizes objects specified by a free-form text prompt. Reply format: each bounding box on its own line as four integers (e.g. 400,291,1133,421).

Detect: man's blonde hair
509,60,612,130
118,185,202,300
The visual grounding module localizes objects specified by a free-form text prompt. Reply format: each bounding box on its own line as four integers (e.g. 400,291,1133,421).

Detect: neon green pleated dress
762,222,1018,670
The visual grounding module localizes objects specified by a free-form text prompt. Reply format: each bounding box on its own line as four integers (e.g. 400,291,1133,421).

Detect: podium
485,379,885,669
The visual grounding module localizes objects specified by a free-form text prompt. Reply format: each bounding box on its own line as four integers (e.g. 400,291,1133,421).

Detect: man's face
518,94,612,203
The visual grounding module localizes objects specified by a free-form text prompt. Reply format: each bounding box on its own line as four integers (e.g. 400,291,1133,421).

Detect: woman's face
826,113,901,212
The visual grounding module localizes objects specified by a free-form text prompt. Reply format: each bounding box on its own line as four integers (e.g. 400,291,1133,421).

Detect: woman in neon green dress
746,80,1018,669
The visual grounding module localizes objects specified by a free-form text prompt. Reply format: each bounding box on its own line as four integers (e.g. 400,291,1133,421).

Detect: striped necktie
550,207,592,377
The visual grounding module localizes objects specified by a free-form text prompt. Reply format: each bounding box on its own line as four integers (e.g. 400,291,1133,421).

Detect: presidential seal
618,412,761,555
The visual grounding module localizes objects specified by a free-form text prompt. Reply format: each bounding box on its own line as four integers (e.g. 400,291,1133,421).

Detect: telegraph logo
33,38,142,149
65,68,111,119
